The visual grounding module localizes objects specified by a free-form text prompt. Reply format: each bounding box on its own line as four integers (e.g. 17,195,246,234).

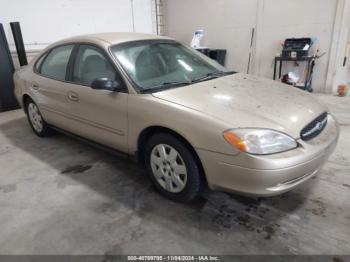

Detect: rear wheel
25,98,54,137
145,133,201,202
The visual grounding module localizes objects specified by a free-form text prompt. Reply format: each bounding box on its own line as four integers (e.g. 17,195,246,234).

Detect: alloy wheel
28,103,43,133
150,144,187,193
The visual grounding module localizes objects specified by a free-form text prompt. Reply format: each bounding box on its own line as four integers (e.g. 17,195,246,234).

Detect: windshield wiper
141,71,237,93
191,71,236,84
141,81,191,93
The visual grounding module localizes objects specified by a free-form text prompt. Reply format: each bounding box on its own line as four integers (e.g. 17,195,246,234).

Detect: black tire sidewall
145,133,201,202
25,99,52,137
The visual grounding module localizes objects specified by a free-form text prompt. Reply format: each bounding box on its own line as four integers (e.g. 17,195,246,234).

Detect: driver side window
73,45,116,86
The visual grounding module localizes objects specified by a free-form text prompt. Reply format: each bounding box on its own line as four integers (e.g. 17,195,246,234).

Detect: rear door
63,44,128,152
32,44,75,129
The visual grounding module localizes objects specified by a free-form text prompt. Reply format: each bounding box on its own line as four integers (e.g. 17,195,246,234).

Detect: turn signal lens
223,131,247,152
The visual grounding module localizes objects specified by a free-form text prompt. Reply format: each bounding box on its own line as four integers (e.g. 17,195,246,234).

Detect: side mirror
91,78,123,92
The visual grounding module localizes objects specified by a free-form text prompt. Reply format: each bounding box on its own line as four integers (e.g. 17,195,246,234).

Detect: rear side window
40,45,74,80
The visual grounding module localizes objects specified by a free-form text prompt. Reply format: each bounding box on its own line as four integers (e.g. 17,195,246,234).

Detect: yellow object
223,131,247,152
338,84,349,97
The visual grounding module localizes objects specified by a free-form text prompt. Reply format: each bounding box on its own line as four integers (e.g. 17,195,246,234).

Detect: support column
325,0,350,93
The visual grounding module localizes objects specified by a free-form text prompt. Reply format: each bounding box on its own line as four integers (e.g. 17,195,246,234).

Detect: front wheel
25,98,54,137
145,133,202,202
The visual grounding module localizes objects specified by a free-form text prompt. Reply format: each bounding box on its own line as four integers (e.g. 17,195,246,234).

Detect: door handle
67,91,79,102
32,82,39,90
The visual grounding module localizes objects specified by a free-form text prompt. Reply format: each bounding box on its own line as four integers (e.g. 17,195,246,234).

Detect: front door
63,44,128,152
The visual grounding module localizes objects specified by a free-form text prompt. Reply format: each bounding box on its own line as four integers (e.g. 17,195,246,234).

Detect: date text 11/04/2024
127,255,220,261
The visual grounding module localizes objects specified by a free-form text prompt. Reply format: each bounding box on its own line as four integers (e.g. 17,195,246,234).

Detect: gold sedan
14,33,339,202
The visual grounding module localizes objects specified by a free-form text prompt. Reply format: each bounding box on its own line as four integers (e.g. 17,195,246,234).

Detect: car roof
57,32,173,46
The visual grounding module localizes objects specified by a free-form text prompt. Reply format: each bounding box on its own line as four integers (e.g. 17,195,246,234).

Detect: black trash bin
196,48,211,57
209,49,227,66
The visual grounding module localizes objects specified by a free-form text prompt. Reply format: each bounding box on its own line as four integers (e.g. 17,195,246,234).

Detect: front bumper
196,114,339,196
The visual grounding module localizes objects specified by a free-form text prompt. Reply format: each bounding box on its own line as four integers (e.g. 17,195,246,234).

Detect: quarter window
40,45,74,80
34,52,48,72
73,45,116,86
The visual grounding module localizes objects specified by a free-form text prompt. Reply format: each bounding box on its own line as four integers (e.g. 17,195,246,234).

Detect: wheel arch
22,94,33,114
137,126,208,186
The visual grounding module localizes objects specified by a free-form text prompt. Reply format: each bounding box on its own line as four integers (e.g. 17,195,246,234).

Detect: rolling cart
273,38,324,92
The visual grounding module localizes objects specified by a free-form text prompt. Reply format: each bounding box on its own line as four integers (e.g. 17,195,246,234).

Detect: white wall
327,0,350,94
0,0,154,53
164,0,339,93
133,0,154,33
164,0,258,72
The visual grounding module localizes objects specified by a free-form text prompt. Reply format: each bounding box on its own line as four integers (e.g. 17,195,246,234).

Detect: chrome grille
300,112,328,141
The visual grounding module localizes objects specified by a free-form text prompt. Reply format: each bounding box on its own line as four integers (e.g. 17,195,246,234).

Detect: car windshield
110,40,231,92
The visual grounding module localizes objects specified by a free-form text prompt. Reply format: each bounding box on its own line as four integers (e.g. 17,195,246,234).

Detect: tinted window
73,45,116,86
111,40,226,91
40,45,74,80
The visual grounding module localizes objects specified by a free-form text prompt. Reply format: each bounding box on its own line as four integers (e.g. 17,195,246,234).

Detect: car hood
152,73,328,139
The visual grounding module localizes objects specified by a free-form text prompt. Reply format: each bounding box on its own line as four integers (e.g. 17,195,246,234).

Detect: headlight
223,129,297,155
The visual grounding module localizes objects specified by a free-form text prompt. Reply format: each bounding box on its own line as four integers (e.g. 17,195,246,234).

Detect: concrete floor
0,94,349,255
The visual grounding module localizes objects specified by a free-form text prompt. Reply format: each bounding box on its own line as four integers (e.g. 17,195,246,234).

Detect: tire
145,133,201,202
25,98,54,137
